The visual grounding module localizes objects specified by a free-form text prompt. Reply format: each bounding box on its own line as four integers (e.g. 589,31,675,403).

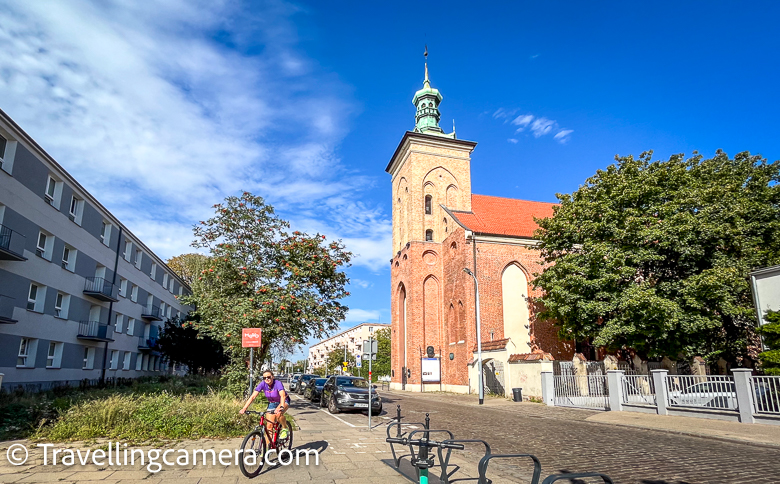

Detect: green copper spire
412,47,455,138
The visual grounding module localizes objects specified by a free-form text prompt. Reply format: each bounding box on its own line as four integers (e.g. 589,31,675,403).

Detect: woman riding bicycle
240,370,290,442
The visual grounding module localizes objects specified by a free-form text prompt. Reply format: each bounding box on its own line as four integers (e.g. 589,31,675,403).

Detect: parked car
320,376,382,414
667,381,737,409
296,374,318,395
304,377,328,402
289,373,302,392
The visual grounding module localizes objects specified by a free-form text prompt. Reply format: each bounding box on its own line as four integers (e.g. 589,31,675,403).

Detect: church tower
386,61,477,253
386,56,477,389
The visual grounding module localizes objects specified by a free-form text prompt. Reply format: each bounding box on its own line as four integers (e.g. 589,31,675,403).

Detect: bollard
425,413,430,430
396,405,403,438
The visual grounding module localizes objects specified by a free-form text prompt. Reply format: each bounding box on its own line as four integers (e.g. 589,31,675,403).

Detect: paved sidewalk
0,398,517,484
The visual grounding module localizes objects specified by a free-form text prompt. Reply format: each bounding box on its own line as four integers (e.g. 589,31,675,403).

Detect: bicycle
239,409,294,478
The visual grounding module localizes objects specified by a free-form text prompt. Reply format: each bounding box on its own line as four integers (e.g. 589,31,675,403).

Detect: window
167,305,172,319
119,278,128,297
135,249,143,269
61,245,77,271
162,273,168,288
54,292,70,319
0,134,6,164
68,196,82,223
115,313,124,333
45,176,57,204
27,283,44,312
150,263,157,279
169,279,174,293
100,221,111,246
425,195,432,215
425,229,433,241
135,352,143,371
178,286,183,297
130,284,138,302
83,347,95,369
18,338,37,367
110,350,120,370
127,318,135,336
124,240,132,261
36,231,50,259
47,342,63,368
160,302,166,317
368,326,373,333
123,351,131,370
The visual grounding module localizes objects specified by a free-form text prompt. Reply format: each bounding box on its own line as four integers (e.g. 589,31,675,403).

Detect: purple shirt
255,379,288,403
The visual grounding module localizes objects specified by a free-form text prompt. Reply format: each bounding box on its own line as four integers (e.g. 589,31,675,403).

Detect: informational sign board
241,328,262,348
750,265,780,351
363,340,378,354
355,354,362,368
421,357,441,382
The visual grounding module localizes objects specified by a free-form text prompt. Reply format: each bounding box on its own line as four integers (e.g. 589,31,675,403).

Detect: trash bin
512,388,522,402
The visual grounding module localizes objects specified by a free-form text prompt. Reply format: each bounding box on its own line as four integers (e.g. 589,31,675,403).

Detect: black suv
320,376,382,414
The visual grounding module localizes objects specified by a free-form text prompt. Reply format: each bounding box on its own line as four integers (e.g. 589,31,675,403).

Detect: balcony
138,336,161,355
141,305,162,321
0,224,27,261
77,320,114,342
83,277,118,302
0,294,17,323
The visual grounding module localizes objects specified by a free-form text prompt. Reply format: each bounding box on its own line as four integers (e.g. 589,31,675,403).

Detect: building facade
388,66,573,395
0,108,191,391
308,322,390,371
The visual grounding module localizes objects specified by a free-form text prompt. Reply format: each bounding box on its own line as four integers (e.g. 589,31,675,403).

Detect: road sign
355,354,362,368
363,340,378,354
241,328,262,348
363,353,376,361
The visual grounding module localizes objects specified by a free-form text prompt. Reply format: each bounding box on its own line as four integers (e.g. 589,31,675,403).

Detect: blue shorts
267,400,288,412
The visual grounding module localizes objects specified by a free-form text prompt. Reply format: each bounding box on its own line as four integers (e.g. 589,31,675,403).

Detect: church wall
469,240,573,361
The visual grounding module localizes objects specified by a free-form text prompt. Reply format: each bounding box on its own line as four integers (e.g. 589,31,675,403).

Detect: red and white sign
242,328,262,348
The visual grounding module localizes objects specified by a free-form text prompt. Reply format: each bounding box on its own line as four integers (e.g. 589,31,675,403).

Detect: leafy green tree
157,315,228,375
182,192,352,395
167,253,210,285
533,151,780,365
758,310,780,375
371,327,391,378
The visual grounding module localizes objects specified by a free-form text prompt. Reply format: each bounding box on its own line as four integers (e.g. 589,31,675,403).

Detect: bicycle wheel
277,420,294,451
239,430,266,478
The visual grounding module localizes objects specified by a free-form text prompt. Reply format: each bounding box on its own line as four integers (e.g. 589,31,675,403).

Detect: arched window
424,195,432,215
425,229,433,241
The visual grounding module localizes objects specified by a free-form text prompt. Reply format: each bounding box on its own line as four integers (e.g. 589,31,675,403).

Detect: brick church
388,63,573,395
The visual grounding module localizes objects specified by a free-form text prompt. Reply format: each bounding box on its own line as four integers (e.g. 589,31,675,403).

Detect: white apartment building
308,322,389,370
0,108,192,391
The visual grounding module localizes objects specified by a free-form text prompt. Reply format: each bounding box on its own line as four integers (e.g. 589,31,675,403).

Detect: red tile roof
450,194,557,238
472,338,510,352
508,352,555,362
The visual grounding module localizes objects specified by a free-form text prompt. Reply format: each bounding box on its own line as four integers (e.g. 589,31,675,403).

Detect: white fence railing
664,375,737,411
553,375,609,410
621,374,655,405
751,376,780,415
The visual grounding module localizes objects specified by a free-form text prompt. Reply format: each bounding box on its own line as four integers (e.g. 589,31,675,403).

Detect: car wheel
328,396,340,414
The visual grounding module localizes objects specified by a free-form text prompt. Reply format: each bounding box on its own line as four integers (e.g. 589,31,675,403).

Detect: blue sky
1,1,779,362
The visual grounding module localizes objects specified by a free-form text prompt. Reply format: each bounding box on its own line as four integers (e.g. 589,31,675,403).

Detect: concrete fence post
541,371,555,406
607,370,624,412
731,369,755,424
651,369,669,415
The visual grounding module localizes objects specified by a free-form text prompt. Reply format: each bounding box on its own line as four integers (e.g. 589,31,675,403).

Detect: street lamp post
463,267,484,405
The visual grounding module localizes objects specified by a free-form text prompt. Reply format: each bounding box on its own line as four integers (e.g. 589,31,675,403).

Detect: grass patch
1,376,293,443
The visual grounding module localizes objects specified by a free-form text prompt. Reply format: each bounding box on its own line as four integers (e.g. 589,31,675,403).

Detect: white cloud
512,114,534,131
0,0,388,269
496,107,573,144
343,308,381,324
530,117,555,138
554,129,573,144
350,279,372,289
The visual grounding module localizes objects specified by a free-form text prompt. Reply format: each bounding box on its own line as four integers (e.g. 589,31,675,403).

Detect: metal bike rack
541,472,614,484
477,453,542,484
387,405,615,484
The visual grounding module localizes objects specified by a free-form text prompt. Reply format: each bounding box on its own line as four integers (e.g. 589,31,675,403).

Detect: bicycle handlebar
385,437,465,451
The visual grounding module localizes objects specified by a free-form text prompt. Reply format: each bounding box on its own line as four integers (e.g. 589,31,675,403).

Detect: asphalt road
291,389,780,484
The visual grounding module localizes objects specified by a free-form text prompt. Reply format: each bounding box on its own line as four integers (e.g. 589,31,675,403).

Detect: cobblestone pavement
377,390,780,484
